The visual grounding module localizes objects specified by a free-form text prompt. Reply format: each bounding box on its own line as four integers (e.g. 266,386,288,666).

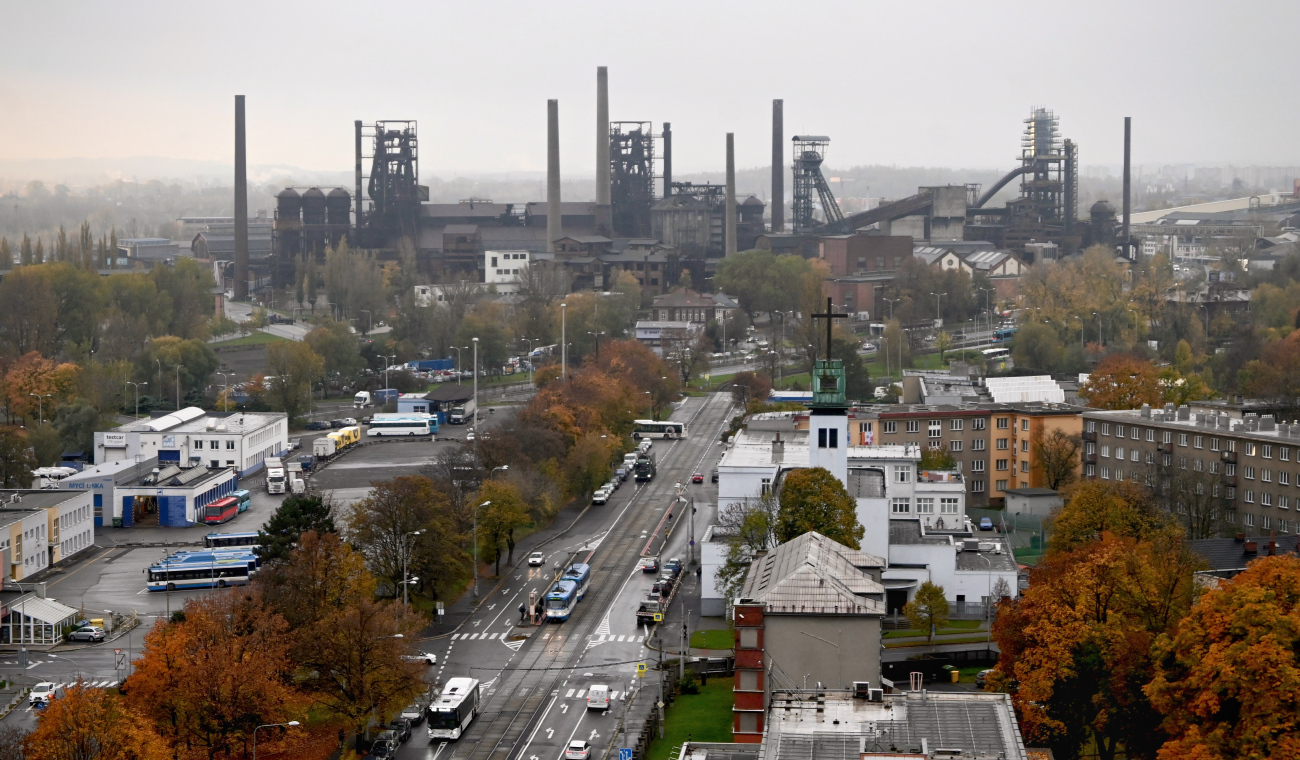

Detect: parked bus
427,678,481,741
981,347,1010,360
146,552,258,591
231,489,252,513
562,563,591,602
367,413,437,437
545,579,579,621
993,326,1018,342
203,497,240,525
632,420,687,440
204,531,261,549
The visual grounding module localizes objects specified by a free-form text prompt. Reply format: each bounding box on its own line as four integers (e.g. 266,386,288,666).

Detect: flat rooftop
0,491,86,511
1085,407,1300,446
120,464,232,490
721,428,924,470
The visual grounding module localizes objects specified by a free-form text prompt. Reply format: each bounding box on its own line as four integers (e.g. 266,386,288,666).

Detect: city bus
993,326,1018,342
367,413,437,437
427,678,481,741
545,579,579,621
231,489,252,513
204,531,261,549
982,347,1010,361
562,563,591,602
146,552,258,591
203,497,239,525
632,420,687,440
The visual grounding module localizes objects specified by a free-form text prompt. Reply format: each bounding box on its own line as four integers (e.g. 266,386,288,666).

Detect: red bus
203,497,239,525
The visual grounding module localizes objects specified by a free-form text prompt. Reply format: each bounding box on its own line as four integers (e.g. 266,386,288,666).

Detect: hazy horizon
4,0,1298,183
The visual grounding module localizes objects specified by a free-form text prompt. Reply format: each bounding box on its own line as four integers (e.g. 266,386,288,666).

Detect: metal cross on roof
811,297,848,361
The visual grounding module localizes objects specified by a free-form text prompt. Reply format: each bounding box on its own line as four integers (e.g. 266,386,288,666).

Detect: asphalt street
402,393,733,760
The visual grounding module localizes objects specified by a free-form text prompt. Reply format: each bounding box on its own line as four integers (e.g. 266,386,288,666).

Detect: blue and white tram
545,579,579,621
562,563,591,602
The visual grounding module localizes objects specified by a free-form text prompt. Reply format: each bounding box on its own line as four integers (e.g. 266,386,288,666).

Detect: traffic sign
636,663,647,678
653,612,663,622
620,749,634,760
114,649,125,669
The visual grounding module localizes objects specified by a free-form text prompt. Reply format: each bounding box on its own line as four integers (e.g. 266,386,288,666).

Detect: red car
691,472,704,484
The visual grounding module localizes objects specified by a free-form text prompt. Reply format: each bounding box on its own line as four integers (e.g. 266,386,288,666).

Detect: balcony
1221,451,1238,463
1084,453,1097,464
1082,430,1096,442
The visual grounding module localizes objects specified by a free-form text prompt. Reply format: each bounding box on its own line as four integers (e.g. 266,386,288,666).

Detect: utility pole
472,337,479,436
657,634,665,739
561,303,567,382
679,596,687,680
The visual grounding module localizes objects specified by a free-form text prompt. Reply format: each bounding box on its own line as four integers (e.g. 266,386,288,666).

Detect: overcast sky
3,0,1297,179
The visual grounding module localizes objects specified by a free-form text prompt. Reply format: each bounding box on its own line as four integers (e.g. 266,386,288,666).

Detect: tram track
454,394,733,760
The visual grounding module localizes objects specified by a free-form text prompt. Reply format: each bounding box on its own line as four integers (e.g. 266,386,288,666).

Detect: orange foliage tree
125,590,305,759
1078,353,1162,410
24,681,170,760
1145,554,1300,760
991,529,1202,760
3,351,81,422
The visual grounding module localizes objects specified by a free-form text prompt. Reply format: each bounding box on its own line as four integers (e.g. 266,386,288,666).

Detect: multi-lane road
403,393,733,760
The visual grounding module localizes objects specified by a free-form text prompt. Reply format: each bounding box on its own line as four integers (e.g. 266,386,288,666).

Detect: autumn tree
3,352,81,423
1033,428,1082,490
1013,319,1065,373
1079,353,1163,410
257,530,373,630
713,492,781,606
25,682,170,760
904,581,950,641
0,427,36,487
125,590,304,759
776,467,864,549
1146,555,1300,760
472,478,532,575
0,267,58,359
1239,333,1300,417
347,475,458,596
1048,480,1167,553
257,494,337,564
730,371,772,408
306,320,366,379
990,532,1203,760
265,340,325,421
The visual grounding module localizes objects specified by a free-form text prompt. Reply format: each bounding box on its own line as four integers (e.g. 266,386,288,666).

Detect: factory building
93,407,288,479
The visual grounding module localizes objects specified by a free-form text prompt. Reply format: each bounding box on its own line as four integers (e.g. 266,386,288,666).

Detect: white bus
428,678,481,740
981,347,1010,360
366,413,437,437
632,420,687,439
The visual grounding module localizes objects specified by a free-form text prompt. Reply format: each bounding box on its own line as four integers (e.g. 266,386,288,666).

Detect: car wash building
112,463,239,528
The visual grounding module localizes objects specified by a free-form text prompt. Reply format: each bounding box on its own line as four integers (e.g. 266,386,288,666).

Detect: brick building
1082,404,1300,537
819,232,913,318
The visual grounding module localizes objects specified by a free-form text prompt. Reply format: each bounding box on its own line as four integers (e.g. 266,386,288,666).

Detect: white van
623,453,638,467
586,684,610,710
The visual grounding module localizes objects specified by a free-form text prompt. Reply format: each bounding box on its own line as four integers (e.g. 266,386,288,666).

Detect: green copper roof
811,358,847,408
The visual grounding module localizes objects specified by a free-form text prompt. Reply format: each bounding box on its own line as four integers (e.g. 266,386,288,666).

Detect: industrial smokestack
354,120,363,235
771,99,784,233
662,122,672,198
547,99,562,251
1122,116,1131,259
726,132,737,256
596,67,610,206
234,95,248,300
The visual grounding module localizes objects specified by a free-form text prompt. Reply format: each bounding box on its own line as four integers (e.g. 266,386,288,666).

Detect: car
400,702,425,725
29,682,62,706
386,719,412,742
288,438,301,451
329,419,347,428
304,421,330,431
639,556,659,573
361,416,372,425
401,652,437,665
67,626,105,643
586,684,610,710
979,517,994,531
691,472,704,484
528,551,545,566
664,558,682,577
341,417,358,426
466,430,476,441
369,736,398,759
711,469,719,483
861,342,877,351
565,740,591,759
592,489,610,505
616,466,628,481
975,669,993,689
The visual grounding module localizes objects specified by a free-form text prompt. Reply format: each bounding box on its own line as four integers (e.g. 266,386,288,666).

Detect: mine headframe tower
361,120,421,245
610,121,656,237
791,135,845,233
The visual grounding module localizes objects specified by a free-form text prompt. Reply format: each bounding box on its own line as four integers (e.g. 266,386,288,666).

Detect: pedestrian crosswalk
450,631,646,644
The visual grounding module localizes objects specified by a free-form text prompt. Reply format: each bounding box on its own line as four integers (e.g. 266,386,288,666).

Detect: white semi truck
448,399,476,425
286,461,306,494
264,457,286,494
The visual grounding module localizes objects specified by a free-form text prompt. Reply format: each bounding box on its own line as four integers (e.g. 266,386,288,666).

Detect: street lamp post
930,292,946,324
27,393,52,425
216,372,231,412
522,338,537,386
561,303,568,382
472,337,479,437
254,722,300,760
472,500,492,597
126,382,147,419
451,346,468,380
174,365,185,410
402,530,424,606
383,354,398,390
587,330,606,357
884,297,900,321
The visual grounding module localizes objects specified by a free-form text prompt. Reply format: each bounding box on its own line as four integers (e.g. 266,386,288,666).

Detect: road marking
546,728,554,739
561,703,569,714
487,632,498,640
617,635,626,642
576,689,586,698
565,688,574,697
504,639,523,651
26,662,40,669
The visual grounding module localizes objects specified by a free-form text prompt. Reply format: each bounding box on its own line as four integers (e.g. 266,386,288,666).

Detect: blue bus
146,552,258,591
204,531,261,549
562,563,591,602
545,579,579,621
994,326,1018,342
231,489,252,513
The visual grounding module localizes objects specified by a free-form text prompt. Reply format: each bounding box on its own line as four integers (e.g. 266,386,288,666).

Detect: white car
592,488,610,505
341,417,358,426
528,551,545,566
565,740,590,760
401,652,437,665
29,682,63,706
466,430,476,441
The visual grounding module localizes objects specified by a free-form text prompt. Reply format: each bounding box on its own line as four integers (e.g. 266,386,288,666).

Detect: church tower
808,357,849,484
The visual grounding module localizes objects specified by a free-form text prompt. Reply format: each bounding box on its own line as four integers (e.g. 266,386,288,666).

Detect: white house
483,250,530,293
94,408,288,479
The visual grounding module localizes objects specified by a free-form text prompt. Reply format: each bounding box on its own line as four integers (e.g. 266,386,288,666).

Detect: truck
354,391,372,408
448,399,477,425
313,437,337,459
375,388,400,405
286,462,306,494
407,359,454,372
337,426,362,448
265,457,286,494
634,451,656,483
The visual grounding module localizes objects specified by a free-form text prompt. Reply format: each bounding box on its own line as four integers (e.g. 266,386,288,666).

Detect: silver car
67,626,105,643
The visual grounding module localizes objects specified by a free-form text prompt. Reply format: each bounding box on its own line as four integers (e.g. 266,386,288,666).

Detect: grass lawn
646,677,735,760
690,628,734,650
210,331,288,348
884,634,992,648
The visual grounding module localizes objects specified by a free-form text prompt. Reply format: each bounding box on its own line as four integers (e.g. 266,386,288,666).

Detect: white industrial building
483,250,530,293
708,360,1018,616
94,407,288,478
